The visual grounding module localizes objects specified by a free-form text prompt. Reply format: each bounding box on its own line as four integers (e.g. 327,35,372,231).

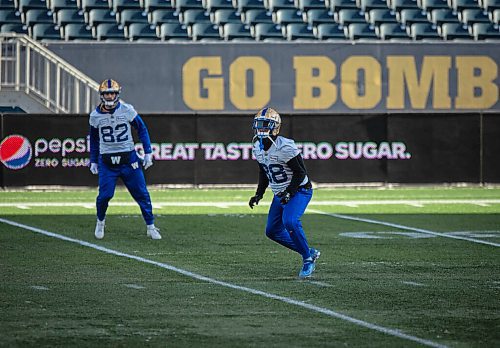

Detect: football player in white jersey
89,79,161,240
249,107,320,278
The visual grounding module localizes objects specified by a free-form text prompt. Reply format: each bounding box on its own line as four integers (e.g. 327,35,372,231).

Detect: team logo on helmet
0,135,32,170
99,79,121,108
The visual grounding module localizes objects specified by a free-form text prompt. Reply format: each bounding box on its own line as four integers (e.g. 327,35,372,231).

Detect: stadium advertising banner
48,43,500,114
0,113,498,187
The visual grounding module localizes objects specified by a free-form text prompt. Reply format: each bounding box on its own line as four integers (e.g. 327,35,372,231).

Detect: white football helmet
99,79,121,108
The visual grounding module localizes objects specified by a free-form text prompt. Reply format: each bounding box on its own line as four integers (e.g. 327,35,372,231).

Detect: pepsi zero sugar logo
0,135,32,170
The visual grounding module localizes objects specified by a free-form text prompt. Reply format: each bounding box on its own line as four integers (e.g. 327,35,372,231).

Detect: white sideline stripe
123,284,145,290
0,217,446,348
402,281,425,287
1,199,500,208
308,209,500,248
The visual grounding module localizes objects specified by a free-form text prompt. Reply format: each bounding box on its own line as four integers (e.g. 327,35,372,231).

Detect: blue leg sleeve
265,195,301,253
96,162,119,221
282,188,313,260
121,161,154,225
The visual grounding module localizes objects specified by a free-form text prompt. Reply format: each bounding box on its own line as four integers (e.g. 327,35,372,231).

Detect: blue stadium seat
55,8,85,25
377,22,411,38
30,23,62,39
141,0,172,11
0,9,22,24
388,0,419,10
314,22,346,38
181,8,210,24
274,8,304,24
0,23,28,33
398,8,429,25
93,22,126,39
118,8,148,25
157,22,189,39
449,0,481,11
111,0,141,12
234,0,265,11
470,22,500,38
267,0,296,11
285,22,315,39
79,0,110,11
85,8,115,24
366,8,398,25
23,9,53,26
63,22,93,38
480,0,500,11
336,8,366,24
49,0,78,11
459,8,490,24
252,22,284,39
408,21,441,38
439,22,473,38
221,22,253,38
304,9,335,25
428,8,460,24
358,0,388,11
203,0,234,11
16,0,48,12
418,0,448,10
127,22,159,39
189,22,222,39
211,8,241,24
346,22,378,38
327,0,357,11
175,0,204,11
0,0,16,8
296,0,326,11
491,8,500,22
242,8,273,23
149,8,180,23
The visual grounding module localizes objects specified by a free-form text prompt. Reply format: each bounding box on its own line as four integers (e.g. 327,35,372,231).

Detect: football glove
143,153,153,170
277,190,292,205
249,194,263,209
90,162,99,175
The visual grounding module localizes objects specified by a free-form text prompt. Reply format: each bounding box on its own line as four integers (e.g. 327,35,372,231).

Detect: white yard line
1,199,500,208
30,285,49,290
402,281,426,287
0,217,446,348
308,209,500,248
123,284,145,290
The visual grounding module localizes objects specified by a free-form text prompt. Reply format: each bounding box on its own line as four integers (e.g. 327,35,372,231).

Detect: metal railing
0,33,99,113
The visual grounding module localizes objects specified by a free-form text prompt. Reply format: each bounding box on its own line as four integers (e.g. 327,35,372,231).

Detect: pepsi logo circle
0,135,33,170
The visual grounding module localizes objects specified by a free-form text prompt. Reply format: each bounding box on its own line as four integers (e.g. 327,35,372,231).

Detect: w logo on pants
111,156,121,164
131,162,139,169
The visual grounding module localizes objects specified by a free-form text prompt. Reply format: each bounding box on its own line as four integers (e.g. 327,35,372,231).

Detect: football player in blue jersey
89,79,161,240
249,107,320,278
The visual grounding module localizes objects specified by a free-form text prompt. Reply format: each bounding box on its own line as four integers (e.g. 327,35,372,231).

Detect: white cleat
95,220,105,239
147,226,162,240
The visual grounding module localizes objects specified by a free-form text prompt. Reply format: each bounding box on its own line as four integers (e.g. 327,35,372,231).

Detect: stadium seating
314,22,346,38
157,22,190,39
221,22,253,38
285,22,315,38
2,0,498,41
63,22,93,38
408,21,441,38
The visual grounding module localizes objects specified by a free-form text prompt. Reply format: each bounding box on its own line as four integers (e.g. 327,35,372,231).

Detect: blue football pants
96,153,154,225
265,187,313,260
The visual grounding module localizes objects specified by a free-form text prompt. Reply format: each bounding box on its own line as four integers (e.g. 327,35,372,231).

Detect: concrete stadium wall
47,42,500,114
